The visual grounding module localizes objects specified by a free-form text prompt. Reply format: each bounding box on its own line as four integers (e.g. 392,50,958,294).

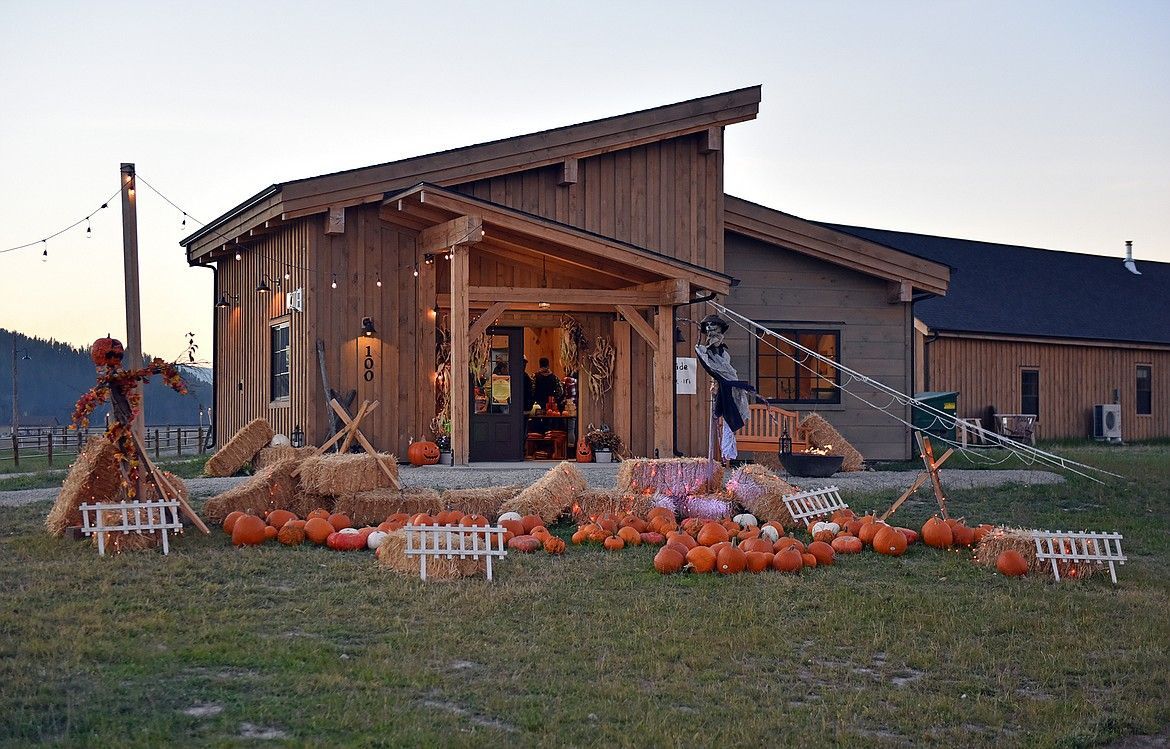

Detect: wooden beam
612,320,631,454
653,305,675,457
475,244,615,288
616,305,658,351
450,246,470,464
480,233,647,286
436,294,623,314
418,214,484,255
887,280,913,304
468,301,507,340
281,193,382,221
699,126,722,154
325,206,345,235
469,286,674,308
624,278,690,304
559,158,579,185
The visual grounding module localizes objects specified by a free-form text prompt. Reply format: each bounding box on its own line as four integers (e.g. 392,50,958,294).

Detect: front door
469,327,524,461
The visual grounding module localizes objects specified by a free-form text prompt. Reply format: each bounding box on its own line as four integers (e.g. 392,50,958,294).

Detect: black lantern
291,424,305,448
779,424,792,456
361,316,377,337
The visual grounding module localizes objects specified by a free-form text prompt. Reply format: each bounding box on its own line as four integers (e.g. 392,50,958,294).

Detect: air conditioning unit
1092,404,1122,442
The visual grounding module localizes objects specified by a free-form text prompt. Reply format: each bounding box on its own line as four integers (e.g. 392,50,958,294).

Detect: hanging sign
676,357,697,395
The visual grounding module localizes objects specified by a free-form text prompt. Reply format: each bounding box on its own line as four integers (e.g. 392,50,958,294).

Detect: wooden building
824,226,1170,441
183,87,950,463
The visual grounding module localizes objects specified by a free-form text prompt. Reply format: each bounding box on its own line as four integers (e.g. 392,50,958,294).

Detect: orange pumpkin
89,335,125,368
686,546,717,573
543,536,566,555
277,522,305,546
952,524,976,548
858,521,885,546
996,549,1029,577
498,519,524,537
603,536,626,551
639,532,666,546
774,537,804,555
647,507,674,524
327,513,353,531
716,545,747,574
807,540,835,566
772,547,803,572
266,510,296,530
654,547,685,574
571,528,588,545
385,512,409,525
831,535,863,554
521,515,544,533
326,530,366,551
922,516,952,549
222,511,246,534
263,525,278,541
232,515,267,546
304,517,334,545
697,522,730,547
740,537,774,555
746,551,773,573
896,527,919,545
617,526,641,546
308,509,331,521
575,436,593,463
665,541,691,560
406,440,440,466
508,535,541,553
435,510,462,526
801,553,818,568
873,525,908,556
973,524,994,544
409,512,436,527
666,531,697,550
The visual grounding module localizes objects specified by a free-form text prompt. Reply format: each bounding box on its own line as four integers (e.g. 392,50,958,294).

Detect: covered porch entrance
384,184,732,465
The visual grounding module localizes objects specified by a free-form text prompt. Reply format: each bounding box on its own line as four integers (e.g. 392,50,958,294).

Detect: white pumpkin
759,525,780,542
367,530,389,550
732,513,759,527
497,511,523,524
339,527,361,536
811,521,830,535
825,522,841,534
270,433,291,447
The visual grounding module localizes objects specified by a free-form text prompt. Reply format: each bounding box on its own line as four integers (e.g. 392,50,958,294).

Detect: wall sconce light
215,293,239,309
423,253,435,265
537,301,552,309
361,316,377,337
256,273,280,294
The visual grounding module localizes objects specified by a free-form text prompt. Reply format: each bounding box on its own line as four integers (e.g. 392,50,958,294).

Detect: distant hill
0,329,212,427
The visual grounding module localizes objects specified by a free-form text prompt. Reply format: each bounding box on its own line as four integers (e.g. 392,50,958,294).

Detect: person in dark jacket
533,357,564,410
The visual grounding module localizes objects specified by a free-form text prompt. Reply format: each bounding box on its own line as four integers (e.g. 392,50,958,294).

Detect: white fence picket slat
403,524,509,582
1031,529,1126,584
781,486,849,526
79,499,183,557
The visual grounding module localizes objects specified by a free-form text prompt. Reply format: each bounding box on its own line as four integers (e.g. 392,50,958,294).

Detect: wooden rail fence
1,426,207,469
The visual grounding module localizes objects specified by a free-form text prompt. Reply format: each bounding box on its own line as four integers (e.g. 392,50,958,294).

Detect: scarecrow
694,314,753,462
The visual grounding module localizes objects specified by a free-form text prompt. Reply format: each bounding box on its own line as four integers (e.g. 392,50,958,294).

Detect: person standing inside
533,357,564,411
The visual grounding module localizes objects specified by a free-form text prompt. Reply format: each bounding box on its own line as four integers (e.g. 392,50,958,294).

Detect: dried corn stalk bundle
725,464,799,528
560,315,590,374
203,459,298,524
499,461,587,524
587,336,616,400
204,418,274,477
46,436,121,537
439,485,522,518
376,530,485,581
298,453,399,496
799,413,864,472
616,458,724,497
334,487,442,526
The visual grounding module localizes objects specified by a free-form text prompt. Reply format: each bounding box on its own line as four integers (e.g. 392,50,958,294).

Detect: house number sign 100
363,345,376,382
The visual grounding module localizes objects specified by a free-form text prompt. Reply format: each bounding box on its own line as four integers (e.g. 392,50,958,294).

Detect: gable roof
820,224,1170,347
724,196,950,295
183,87,762,262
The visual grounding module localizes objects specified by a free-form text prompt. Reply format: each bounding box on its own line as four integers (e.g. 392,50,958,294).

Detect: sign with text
676,357,697,395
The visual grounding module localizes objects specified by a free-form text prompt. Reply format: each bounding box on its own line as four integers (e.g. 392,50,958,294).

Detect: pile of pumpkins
570,508,674,550
652,511,844,576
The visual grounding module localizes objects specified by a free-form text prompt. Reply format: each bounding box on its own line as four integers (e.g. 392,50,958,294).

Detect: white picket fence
1032,530,1127,584
79,499,183,556
782,486,849,527
403,524,508,581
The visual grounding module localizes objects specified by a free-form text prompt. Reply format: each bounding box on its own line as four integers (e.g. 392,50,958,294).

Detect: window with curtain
755,329,841,404
271,321,290,401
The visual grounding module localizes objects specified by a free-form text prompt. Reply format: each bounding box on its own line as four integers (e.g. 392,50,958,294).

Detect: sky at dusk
1,1,1167,358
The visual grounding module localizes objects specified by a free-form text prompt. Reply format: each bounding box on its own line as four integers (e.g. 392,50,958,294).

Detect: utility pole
120,163,145,443
10,335,17,438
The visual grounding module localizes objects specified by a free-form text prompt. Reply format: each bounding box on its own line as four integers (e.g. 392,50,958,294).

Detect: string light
234,250,241,261
331,274,338,289
41,241,47,262
0,185,121,256
85,218,92,238
413,267,419,277
376,275,382,288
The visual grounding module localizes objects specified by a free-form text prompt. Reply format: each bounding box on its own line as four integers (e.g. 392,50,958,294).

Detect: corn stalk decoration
560,315,590,374
588,335,616,400
468,333,492,384
431,318,452,437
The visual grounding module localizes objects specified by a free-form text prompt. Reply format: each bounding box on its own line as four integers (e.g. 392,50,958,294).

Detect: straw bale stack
286,491,335,520
46,436,122,537
726,464,800,527
573,488,655,520
334,487,442,526
298,453,399,496
439,485,522,518
92,504,173,554
799,413,864,472
680,494,735,520
254,445,317,470
204,418,274,477
376,529,485,581
203,459,298,524
974,526,1097,580
498,462,587,524
616,458,723,496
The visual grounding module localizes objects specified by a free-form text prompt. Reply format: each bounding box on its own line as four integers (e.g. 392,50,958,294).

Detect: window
756,329,840,404
270,322,290,401
1137,365,1152,416
1020,369,1039,417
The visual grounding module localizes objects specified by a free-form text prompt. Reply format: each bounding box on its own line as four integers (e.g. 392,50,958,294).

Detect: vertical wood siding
927,337,1170,440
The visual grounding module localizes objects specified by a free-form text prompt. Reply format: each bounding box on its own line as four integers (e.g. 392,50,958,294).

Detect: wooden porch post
450,247,470,464
653,305,674,457
612,320,631,453
415,249,436,441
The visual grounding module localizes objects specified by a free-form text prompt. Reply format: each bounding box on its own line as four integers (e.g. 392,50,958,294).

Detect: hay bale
286,491,335,520
680,494,735,520
46,436,122,537
204,418,274,477
92,506,165,554
334,488,442,526
203,459,298,524
439,485,522,518
726,464,800,527
298,453,399,495
974,526,1097,580
376,529,485,581
499,462,587,524
253,445,316,470
615,458,723,496
573,488,654,520
799,413,864,472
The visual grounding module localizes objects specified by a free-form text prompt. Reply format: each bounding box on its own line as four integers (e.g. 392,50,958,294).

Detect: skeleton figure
694,314,754,461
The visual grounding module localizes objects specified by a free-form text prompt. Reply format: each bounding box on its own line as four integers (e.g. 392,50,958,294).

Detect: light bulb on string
331,274,337,290
41,240,47,262
413,266,419,278
235,250,242,261
181,212,187,231
86,218,92,239
376,275,382,288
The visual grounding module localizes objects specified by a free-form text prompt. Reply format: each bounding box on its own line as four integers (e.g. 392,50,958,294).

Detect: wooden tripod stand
880,432,953,522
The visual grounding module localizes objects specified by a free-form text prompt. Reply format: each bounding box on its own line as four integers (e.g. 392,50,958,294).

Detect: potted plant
584,426,623,463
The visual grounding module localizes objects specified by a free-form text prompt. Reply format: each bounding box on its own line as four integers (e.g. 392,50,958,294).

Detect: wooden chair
734,403,810,454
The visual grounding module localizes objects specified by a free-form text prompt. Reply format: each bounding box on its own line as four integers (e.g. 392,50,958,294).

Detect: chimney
1123,240,1142,275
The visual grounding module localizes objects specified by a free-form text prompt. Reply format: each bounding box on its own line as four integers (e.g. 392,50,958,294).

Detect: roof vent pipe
1123,240,1141,275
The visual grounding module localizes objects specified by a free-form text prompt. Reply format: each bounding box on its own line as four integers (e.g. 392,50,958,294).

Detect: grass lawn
0,446,1167,747
0,455,211,492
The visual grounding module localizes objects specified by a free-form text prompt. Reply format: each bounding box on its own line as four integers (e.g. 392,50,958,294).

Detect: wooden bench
734,403,809,454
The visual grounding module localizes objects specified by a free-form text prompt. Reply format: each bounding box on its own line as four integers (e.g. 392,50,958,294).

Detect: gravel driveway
0,465,1063,509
